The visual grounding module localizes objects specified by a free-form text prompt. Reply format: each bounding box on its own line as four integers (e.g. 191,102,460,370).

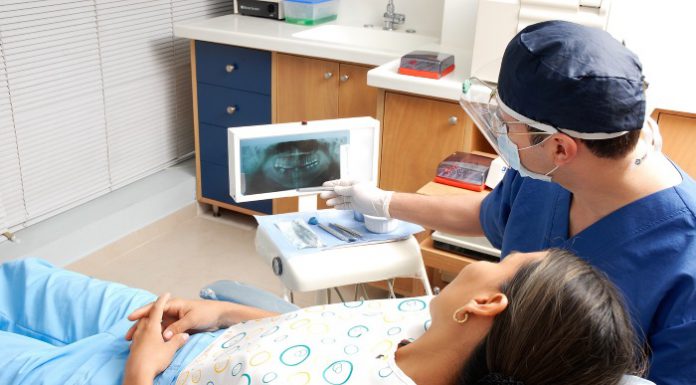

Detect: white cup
363,214,399,233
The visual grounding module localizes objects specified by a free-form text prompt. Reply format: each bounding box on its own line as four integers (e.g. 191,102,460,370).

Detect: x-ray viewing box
227,117,432,298
228,117,380,203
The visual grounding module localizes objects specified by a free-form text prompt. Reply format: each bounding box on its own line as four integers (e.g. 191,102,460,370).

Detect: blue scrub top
480,166,696,385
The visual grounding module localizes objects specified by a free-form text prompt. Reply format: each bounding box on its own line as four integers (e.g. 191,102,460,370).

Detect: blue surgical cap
497,20,646,135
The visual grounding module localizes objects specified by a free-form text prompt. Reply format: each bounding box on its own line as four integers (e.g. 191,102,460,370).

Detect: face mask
498,133,559,182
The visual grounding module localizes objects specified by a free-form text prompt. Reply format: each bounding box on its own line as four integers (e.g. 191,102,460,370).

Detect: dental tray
398,50,455,79
255,209,424,256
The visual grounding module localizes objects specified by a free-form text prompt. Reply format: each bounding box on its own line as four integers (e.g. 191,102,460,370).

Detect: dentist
321,21,696,385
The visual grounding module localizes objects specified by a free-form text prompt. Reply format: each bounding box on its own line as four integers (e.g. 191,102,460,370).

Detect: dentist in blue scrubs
322,21,696,385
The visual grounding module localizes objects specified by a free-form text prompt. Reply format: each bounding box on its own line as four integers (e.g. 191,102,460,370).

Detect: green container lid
285,14,337,25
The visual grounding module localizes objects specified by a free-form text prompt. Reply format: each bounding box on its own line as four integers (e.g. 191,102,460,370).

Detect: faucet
383,0,405,31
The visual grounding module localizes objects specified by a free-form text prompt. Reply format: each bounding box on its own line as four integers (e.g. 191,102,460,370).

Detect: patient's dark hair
458,249,646,385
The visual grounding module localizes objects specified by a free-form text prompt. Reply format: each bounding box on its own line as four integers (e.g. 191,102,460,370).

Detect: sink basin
292,25,438,54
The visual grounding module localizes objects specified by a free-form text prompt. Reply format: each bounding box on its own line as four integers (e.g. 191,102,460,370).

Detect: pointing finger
147,293,171,329
127,303,153,321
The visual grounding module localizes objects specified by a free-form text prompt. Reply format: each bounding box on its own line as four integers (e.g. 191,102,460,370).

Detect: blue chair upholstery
200,280,300,314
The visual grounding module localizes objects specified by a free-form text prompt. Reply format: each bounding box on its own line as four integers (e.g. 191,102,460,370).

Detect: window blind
1,1,110,226
0,0,234,236
0,39,27,234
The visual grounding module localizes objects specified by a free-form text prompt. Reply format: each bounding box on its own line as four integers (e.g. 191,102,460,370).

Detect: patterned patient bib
176,296,432,385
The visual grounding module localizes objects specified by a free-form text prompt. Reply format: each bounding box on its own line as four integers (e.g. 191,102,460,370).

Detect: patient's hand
124,293,189,385
126,297,232,341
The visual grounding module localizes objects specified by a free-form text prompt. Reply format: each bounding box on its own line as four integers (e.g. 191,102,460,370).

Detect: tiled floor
68,204,386,308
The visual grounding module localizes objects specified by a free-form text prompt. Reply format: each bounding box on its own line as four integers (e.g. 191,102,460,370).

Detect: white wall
440,0,479,52
337,0,446,37
607,0,696,114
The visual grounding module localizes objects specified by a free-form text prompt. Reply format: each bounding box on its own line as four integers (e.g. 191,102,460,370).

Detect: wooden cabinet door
656,111,696,178
275,53,339,123
338,63,378,118
380,92,469,193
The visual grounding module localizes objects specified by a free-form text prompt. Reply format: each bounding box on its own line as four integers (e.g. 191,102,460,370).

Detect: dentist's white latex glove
320,179,394,218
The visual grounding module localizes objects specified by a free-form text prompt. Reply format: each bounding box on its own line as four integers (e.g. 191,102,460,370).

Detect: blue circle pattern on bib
221,332,247,348
280,344,311,366
322,360,354,385
397,299,426,312
231,362,244,376
262,372,278,383
347,325,369,338
180,297,433,385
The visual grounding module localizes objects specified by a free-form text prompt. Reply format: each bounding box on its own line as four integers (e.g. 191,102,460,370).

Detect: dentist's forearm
388,192,485,236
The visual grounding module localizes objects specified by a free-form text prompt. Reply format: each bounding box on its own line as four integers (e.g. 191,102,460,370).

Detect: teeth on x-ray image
240,131,349,195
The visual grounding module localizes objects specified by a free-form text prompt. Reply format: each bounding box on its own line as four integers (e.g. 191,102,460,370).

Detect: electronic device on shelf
431,231,501,262
237,0,285,20
434,151,493,192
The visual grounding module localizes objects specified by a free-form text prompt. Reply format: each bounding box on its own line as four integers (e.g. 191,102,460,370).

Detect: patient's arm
123,293,190,385
126,297,278,341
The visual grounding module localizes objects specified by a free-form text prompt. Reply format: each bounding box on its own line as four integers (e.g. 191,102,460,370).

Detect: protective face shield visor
459,78,560,160
459,77,642,158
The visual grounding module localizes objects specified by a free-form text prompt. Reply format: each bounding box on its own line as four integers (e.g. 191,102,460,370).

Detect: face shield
459,78,561,157
459,77,662,173
458,78,504,154
459,77,638,145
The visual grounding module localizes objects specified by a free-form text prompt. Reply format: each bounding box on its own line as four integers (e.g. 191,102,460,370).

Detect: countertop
175,14,429,67
175,13,695,113
366,52,472,102
174,14,471,102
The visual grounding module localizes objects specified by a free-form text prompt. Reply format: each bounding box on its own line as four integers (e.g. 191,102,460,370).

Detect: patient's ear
461,293,509,318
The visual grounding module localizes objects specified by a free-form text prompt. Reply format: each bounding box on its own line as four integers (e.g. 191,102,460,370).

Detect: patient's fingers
127,303,153,321
165,332,190,354
147,293,171,329
163,317,196,341
125,321,139,341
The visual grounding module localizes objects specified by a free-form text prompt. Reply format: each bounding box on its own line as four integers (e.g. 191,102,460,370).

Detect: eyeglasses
460,77,557,153
470,78,554,139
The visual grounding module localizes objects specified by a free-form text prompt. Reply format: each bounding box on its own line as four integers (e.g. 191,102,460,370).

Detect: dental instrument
317,223,356,242
328,222,364,239
296,186,335,192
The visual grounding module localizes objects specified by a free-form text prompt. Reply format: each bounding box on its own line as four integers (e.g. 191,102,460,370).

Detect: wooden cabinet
374,93,495,296
338,63,380,118
273,53,379,213
653,109,696,178
274,53,379,122
274,53,339,121
380,92,489,193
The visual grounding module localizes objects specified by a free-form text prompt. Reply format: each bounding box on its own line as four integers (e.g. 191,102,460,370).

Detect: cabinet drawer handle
324,71,333,80
226,105,237,115
225,64,236,73
448,116,458,125
340,74,350,82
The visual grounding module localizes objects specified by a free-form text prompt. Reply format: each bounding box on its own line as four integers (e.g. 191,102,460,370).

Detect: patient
0,250,644,385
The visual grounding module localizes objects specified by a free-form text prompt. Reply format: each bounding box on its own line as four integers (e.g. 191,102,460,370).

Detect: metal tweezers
328,223,364,239
318,223,356,242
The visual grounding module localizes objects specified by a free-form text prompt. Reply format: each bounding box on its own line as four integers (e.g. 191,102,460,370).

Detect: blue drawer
200,161,272,214
196,41,271,95
199,123,229,166
198,83,271,128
